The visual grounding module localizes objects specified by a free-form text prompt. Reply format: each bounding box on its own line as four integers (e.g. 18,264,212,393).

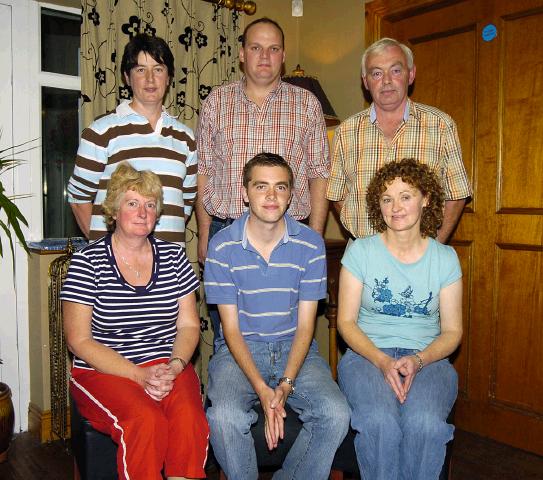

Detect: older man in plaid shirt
326,38,471,243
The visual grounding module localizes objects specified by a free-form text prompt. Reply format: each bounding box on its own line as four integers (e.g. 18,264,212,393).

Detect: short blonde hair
102,162,163,230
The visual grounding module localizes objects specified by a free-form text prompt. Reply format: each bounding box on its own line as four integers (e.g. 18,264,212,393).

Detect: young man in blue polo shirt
204,153,349,480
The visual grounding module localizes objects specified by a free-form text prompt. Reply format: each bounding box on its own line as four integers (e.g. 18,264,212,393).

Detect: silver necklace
118,253,141,278
113,235,141,278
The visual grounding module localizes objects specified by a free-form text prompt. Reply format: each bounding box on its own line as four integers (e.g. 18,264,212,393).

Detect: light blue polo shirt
342,234,461,350
204,212,327,345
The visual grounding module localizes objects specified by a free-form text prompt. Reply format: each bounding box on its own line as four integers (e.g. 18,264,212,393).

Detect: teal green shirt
342,235,461,350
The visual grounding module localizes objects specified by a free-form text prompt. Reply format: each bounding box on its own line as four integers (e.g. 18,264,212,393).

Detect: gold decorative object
48,238,75,442
202,0,257,15
0,382,14,462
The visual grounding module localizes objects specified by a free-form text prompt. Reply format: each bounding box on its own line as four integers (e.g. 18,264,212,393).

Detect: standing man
326,37,471,243
204,153,349,480
197,17,330,265
68,34,197,246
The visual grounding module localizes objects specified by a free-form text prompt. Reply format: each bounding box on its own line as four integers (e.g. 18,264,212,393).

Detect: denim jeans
207,340,350,480
338,348,457,480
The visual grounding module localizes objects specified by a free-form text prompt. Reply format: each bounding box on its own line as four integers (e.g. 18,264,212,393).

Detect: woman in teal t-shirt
337,158,463,480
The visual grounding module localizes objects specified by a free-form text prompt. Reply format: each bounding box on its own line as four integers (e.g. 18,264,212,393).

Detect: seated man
204,153,350,480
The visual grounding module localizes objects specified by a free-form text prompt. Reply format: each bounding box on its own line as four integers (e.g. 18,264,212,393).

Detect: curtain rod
201,0,257,15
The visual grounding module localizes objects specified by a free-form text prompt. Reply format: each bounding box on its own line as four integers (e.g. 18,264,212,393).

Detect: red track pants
70,360,209,480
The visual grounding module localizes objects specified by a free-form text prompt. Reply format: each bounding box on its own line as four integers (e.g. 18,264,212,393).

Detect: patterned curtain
80,0,243,390
80,0,242,132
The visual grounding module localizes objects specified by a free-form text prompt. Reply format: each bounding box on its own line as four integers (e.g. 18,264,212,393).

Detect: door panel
410,29,477,190
367,0,543,454
500,11,543,210
494,247,543,413
451,241,474,399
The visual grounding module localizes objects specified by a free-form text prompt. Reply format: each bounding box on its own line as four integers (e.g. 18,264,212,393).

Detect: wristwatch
277,376,295,394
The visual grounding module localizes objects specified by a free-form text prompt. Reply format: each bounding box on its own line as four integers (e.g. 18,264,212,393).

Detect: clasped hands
379,354,420,404
140,362,182,401
258,383,291,450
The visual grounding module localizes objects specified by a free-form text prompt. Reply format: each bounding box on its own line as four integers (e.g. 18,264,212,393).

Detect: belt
211,216,235,226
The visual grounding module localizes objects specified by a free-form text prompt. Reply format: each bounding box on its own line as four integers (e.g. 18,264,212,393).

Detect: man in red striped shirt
196,17,330,266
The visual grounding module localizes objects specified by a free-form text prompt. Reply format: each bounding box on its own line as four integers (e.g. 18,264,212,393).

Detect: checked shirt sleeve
326,127,348,202
442,119,472,201
196,93,217,178
304,96,330,180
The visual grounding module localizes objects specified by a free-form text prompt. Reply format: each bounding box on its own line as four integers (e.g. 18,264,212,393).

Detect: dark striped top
60,234,199,369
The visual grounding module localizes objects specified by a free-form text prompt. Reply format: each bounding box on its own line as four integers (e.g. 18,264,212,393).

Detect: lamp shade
283,67,340,127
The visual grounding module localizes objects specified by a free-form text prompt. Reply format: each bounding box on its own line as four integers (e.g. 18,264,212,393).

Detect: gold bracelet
168,357,187,370
413,353,424,372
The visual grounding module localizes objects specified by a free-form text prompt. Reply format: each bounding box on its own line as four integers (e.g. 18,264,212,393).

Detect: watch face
278,377,295,394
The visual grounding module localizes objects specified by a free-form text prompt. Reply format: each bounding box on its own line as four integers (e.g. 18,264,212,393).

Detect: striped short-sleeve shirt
60,234,199,369
326,100,472,238
203,212,327,344
68,101,197,246
197,78,330,220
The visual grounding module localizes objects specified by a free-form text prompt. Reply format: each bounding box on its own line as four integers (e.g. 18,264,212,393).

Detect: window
40,6,82,238
41,8,80,76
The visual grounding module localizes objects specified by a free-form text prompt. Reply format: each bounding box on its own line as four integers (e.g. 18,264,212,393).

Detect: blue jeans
207,340,350,480
338,348,457,480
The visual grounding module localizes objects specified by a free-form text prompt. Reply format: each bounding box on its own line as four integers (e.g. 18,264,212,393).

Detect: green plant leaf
0,138,39,160
0,133,36,265
0,190,29,254
0,218,10,258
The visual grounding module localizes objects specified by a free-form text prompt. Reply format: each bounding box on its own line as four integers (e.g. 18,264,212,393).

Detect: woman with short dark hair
68,34,197,246
337,158,463,480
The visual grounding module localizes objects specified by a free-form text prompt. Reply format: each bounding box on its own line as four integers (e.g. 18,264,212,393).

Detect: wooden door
366,0,543,455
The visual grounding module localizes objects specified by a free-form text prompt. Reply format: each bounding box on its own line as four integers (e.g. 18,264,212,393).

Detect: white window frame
37,1,82,240
1,0,81,430
22,1,81,242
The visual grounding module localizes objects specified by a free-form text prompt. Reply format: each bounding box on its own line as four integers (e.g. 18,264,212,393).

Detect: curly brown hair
366,158,445,238
102,162,163,230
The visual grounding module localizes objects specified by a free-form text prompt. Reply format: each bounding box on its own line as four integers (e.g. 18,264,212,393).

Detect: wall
0,0,38,433
0,0,79,432
254,0,365,121
249,0,365,241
